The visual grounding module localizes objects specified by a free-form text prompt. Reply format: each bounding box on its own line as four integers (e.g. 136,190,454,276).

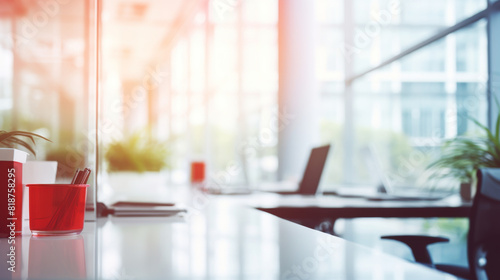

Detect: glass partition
0,0,97,219
98,0,278,202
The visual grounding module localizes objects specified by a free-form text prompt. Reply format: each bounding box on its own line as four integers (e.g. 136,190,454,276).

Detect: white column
278,0,319,180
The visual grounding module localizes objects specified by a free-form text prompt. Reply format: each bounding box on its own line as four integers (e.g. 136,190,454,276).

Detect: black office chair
381,168,500,280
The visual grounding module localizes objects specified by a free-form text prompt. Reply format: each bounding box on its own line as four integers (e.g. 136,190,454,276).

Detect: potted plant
0,130,51,156
104,132,170,202
0,131,56,181
427,115,500,200
0,130,54,223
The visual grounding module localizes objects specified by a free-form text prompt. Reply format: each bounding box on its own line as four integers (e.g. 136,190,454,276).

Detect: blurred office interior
1,0,498,267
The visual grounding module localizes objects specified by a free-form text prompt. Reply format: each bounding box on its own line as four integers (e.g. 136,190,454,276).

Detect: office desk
212,192,471,234
0,202,457,279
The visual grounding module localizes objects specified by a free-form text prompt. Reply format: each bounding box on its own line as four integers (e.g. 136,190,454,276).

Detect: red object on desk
28,184,88,235
191,161,206,183
0,149,28,237
29,235,86,279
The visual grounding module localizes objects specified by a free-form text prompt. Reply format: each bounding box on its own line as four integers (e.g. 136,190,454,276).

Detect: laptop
209,144,331,195
271,144,331,195
324,146,450,201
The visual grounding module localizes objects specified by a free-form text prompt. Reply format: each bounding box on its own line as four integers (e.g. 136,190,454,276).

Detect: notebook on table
97,201,187,217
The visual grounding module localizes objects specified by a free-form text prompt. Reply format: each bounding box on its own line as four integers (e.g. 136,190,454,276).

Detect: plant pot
106,171,167,202
23,161,58,184
0,148,28,237
460,182,473,202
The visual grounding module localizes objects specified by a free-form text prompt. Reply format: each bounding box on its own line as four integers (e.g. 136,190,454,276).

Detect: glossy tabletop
0,200,458,279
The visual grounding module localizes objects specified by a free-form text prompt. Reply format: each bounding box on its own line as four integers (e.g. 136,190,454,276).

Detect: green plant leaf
105,131,170,173
426,112,500,184
468,117,500,157
6,137,36,155
496,110,500,142
0,130,51,156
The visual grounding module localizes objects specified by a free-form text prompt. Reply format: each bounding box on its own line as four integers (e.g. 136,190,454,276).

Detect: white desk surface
0,194,459,280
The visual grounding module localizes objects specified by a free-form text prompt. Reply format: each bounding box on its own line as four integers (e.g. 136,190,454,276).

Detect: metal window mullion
346,4,500,84
488,1,500,129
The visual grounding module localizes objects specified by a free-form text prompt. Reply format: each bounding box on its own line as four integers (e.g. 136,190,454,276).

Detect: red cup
27,184,88,236
190,161,206,184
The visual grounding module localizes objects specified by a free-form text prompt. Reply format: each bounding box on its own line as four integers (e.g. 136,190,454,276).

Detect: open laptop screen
298,145,331,195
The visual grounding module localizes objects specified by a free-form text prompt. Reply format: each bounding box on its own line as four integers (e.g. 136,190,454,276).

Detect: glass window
97,0,493,199
351,0,487,73
347,19,488,187
99,0,279,201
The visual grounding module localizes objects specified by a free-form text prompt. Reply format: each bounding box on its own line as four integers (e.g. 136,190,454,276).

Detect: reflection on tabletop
28,235,86,279
95,205,456,279
0,224,95,280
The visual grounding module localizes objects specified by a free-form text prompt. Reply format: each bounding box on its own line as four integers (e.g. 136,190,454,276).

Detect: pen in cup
44,168,91,231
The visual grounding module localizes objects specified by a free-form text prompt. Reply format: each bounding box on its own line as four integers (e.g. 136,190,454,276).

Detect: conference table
1,198,460,279
212,191,472,234
0,187,464,280
0,187,470,279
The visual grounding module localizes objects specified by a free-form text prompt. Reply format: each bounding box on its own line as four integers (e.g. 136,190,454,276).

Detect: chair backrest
469,169,500,279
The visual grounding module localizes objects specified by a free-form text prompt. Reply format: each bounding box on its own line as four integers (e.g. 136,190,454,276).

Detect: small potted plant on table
104,132,170,202
0,130,52,226
0,130,56,185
